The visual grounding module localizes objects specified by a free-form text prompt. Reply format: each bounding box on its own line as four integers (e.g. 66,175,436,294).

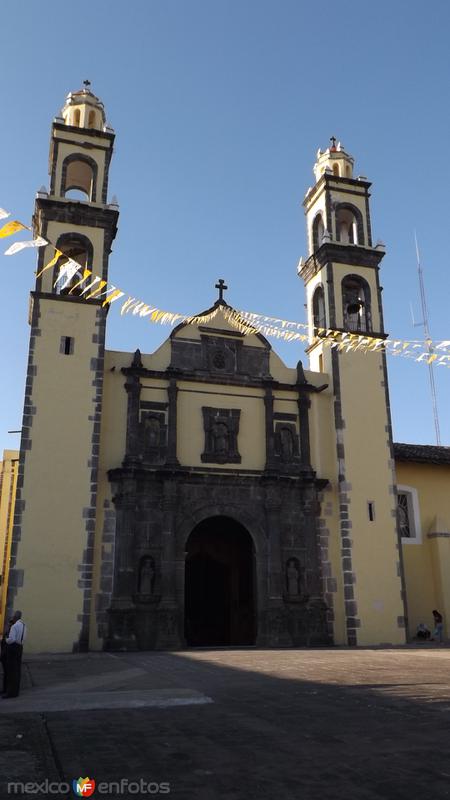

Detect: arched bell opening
60,154,98,202
335,203,365,246
312,213,325,252
342,275,372,332
184,516,256,646
312,284,326,332
52,233,94,296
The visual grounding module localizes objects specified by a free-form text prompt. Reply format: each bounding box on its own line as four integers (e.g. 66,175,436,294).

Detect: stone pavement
1,648,450,799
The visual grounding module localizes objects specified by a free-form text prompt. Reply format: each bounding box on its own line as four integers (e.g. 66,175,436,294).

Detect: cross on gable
215,278,228,303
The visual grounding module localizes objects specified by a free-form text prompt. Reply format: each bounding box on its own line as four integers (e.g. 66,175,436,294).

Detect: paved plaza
1,647,450,799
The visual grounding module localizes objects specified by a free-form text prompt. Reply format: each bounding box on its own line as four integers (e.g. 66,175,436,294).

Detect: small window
318,353,324,372
332,163,340,177
397,486,421,543
73,109,81,127
368,501,375,522
88,110,96,128
60,336,74,355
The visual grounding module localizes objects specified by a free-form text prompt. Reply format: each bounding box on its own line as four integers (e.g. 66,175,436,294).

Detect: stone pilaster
108,491,137,650
166,377,179,466
264,484,291,646
124,374,142,466
156,480,182,648
264,382,275,470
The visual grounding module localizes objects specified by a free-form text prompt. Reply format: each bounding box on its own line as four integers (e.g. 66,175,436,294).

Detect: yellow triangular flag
0,220,27,238
36,249,62,278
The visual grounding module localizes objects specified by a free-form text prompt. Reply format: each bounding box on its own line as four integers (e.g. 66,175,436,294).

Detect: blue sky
1,0,449,453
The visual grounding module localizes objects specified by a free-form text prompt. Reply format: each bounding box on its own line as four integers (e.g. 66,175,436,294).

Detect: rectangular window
60,336,74,356
368,501,375,522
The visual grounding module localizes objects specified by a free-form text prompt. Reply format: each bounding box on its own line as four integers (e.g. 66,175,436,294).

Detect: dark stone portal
184,516,256,646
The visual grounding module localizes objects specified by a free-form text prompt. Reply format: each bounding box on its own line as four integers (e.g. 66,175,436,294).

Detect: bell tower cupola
313,137,354,182
301,138,385,342
34,82,118,295
61,80,107,131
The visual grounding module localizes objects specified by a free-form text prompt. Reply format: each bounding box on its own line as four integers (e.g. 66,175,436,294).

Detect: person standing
3,611,26,698
431,609,444,643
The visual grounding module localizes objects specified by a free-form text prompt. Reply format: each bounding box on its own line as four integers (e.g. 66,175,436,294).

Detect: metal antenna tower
412,233,441,444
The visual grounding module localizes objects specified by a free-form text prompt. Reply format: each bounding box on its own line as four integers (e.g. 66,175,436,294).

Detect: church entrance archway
184,516,256,646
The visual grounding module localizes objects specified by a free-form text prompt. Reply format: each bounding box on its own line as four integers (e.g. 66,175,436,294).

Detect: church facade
7,88,446,653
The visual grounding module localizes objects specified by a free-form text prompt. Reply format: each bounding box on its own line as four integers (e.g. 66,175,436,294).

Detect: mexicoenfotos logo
72,777,96,797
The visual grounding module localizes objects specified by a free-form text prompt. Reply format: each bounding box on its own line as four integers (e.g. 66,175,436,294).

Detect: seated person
416,622,431,640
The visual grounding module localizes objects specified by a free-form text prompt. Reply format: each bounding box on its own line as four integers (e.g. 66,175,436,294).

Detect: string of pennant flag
1,205,450,367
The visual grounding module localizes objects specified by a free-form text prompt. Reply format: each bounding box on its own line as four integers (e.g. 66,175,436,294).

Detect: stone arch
312,212,325,252
183,513,258,646
341,273,372,332
312,283,326,330
52,232,94,295
335,202,365,246
60,153,98,201
176,502,266,558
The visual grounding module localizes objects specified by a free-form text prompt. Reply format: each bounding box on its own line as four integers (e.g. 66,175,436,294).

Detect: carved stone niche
140,410,167,463
135,555,159,603
274,421,300,465
284,556,304,601
201,407,241,464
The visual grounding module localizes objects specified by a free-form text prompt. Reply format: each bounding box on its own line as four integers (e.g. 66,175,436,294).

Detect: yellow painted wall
0,451,19,631
13,297,101,652
338,349,404,644
395,461,450,637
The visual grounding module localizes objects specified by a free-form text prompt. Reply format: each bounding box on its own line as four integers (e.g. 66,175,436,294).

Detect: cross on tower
215,278,228,303
83,79,91,92
330,135,337,149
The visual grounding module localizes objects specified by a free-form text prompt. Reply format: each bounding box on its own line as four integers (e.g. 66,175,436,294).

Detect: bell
347,302,363,315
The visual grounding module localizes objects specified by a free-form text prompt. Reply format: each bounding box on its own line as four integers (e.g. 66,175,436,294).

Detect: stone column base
263,606,293,647
155,605,182,650
106,605,138,651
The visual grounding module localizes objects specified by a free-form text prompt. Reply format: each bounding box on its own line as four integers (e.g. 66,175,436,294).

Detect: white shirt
6,620,26,645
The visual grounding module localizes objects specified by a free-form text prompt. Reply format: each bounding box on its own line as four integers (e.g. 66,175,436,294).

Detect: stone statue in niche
280,426,294,462
286,558,301,597
201,406,241,464
212,421,229,456
146,416,160,448
139,556,155,596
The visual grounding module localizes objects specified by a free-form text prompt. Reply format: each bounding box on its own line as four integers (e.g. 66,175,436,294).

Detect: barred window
397,493,410,538
397,486,421,543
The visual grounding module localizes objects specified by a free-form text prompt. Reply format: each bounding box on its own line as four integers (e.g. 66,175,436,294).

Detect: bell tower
299,139,407,645
7,85,119,652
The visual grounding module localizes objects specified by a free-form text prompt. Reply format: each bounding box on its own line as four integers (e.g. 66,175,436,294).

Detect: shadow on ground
1,648,450,800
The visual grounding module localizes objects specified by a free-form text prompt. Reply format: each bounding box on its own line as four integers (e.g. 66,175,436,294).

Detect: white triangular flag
54,259,81,290
0,208,10,221
4,236,48,256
